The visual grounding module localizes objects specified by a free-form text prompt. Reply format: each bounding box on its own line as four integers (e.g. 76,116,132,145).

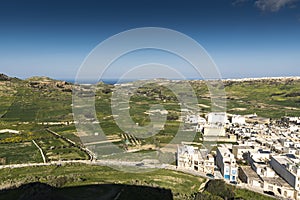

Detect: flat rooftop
262,176,292,189
218,147,231,155
272,155,291,165
233,145,253,150
240,166,261,181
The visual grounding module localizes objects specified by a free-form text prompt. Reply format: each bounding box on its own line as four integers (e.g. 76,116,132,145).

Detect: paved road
0,159,211,179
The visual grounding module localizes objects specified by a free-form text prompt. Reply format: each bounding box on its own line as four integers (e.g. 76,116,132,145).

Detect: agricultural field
0,75,299,199
1,78,72,122
1,76,300,164
223,79,300,118
48,125,82,145
0,123,89,163
35,134,89,161
0,142,43,164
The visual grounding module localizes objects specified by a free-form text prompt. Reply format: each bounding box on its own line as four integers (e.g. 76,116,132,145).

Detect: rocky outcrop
0,73,11,81
28,79,73,92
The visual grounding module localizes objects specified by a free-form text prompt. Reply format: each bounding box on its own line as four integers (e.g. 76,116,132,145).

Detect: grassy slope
202,180,275,200
0,164,204,199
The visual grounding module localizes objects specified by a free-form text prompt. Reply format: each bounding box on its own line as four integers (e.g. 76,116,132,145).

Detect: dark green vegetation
0,164,203,200
195,180,275,200
0,142,43,164
0,182,173,200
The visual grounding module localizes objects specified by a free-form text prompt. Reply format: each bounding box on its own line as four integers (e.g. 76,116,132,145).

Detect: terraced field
0,75,298,199
0,142,43,164
0,76,300,164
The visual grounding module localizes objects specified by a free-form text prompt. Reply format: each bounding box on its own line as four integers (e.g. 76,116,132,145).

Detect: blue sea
64,79,138,85
63,78,203,85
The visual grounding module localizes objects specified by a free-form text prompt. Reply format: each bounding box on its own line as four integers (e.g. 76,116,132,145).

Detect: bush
195,191,223,200
205,180,234,200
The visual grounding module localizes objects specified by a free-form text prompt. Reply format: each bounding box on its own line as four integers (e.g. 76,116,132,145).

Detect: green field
0,122,88,163
0,77,300,163
0,142,43,164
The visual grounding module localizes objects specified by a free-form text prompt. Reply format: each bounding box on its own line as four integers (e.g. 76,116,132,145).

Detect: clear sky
0,0,300,80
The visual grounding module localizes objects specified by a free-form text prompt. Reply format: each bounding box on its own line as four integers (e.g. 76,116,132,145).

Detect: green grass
0,123,88,163
0,142,43,164
234,187,275,200
2,83,72,122
203,180,275,200
0,163,204,199
224,80,300,118
36,135,88,161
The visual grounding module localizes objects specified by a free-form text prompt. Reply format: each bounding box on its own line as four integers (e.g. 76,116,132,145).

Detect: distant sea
61,76,300,85
64,79,141,85
63,78,203,85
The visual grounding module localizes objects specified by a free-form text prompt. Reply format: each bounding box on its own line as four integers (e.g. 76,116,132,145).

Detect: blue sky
0,0,300,80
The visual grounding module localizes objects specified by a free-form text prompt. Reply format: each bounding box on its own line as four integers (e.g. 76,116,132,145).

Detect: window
268,185,273,190
225,167,230,173
224,175,230,180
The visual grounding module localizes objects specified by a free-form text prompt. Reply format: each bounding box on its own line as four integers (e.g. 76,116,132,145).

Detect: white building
185,115,206,124
232,145,253,160
239,166,263,188
231,115,246,125
203,125,226,137
262,177,295,199
216,147,238,182
177,145,214,174
270,155,300,191
207,112,227,125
